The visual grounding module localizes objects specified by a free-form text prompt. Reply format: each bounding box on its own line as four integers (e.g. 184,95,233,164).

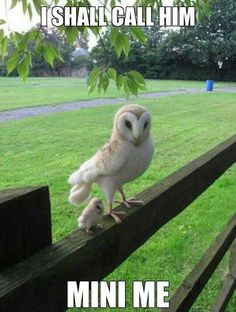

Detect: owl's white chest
117,135,154,184
97,135,154,195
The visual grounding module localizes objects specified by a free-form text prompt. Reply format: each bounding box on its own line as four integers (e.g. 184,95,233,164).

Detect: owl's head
89,198,104,215
114,104,151,145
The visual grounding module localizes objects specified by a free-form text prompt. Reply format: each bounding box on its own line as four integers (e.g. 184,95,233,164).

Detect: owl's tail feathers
78,215,85,229
69,183,92,206
68,170,83,185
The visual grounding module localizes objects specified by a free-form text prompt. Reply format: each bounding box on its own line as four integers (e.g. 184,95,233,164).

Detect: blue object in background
206,80,214,91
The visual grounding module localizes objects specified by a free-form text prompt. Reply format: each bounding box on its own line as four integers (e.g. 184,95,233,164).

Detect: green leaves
116,74,123,90
123,35,130,57
0,29,4,41
110,28,122,57
0,36,8,59
32,0,42,15
117,70,146,97
22,0,28,14
10,0,18,9
88,67,112,94
14,29,39,52
0,20,6,25
130,27,147,44
28,3,33,20
65,27,79,46
43,45,55,67
10,0,47,16
7,51,20,74
110,29,131,58
18,35,30,52
88,67,99,85
47,42,64,62
108,68,117,80
88,67,146,97
42,42,64,67
125,70,146,96
17,52,32,81
109,26,147,59
88,67,101,94
5,29,63,81
173,0,212,20
128,70,145,85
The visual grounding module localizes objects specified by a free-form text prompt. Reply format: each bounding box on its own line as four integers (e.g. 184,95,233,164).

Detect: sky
0,0,174,48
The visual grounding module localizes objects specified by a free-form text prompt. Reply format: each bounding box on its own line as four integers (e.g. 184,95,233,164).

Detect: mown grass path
1,77,235,112
1,87,236,122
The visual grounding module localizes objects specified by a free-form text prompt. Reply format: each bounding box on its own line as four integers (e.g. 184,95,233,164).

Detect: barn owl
68,104,154,223
78,198,104,234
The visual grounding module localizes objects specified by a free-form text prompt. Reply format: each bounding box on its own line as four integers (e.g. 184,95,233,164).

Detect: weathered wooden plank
0,186,52,271
0,135,235,312
229,239,236,272
162,213,236,312
210,264,236,312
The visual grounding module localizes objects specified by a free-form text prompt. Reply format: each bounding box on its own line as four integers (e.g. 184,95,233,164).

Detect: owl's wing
68,139,127,185
93,139,127,176
68,158,96,185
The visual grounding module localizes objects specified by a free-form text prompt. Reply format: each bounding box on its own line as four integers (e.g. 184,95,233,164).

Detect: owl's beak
133,127,142,145
134,136,141,145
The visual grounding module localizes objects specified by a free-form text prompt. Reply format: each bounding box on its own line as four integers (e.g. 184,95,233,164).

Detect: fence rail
164,216,236,312
0,135,235,312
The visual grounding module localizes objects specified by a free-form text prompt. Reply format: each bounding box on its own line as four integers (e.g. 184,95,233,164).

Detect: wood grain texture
0,186,52,271
229,239,236,272
163,214,236,312
210,265,236,312
0,135,235,312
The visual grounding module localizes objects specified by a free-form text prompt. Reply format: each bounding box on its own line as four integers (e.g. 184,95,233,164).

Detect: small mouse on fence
78,198,104,234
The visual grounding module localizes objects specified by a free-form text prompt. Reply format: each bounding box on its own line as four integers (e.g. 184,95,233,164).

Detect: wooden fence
0,135,235,311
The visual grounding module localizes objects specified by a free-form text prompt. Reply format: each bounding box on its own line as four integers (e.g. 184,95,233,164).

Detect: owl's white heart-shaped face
116,111,151,145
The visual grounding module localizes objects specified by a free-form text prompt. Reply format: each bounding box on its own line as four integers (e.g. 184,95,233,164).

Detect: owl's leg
117,188,144,208
102,184,126,223
108,202,126,224
86,227,93,235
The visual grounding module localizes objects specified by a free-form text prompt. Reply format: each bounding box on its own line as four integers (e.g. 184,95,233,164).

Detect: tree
155,0,236,80
30,26,89,77
0,25,89,77
89,25,164,78
30,26,74,77
0,0,212,95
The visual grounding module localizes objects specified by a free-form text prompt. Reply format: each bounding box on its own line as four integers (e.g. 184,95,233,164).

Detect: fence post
209,237,236,312
229,238,236,272
0,186,52,271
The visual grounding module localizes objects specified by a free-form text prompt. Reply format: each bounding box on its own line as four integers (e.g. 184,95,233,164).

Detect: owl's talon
127,199,144,206
116,199,144,208
107,211,126,224
110,213,122,224
115,200,131,208
123,201,132,208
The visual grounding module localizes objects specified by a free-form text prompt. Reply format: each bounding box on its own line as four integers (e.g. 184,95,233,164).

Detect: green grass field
0,81,236,310
0,77,236,111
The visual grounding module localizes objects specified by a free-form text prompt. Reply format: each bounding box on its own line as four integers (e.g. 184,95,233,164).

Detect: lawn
0,76,236,111
0,91,236,310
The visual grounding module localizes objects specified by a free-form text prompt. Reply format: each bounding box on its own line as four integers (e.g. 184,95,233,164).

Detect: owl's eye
144,121,148,129
96,204,102,210
125,120,132,129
